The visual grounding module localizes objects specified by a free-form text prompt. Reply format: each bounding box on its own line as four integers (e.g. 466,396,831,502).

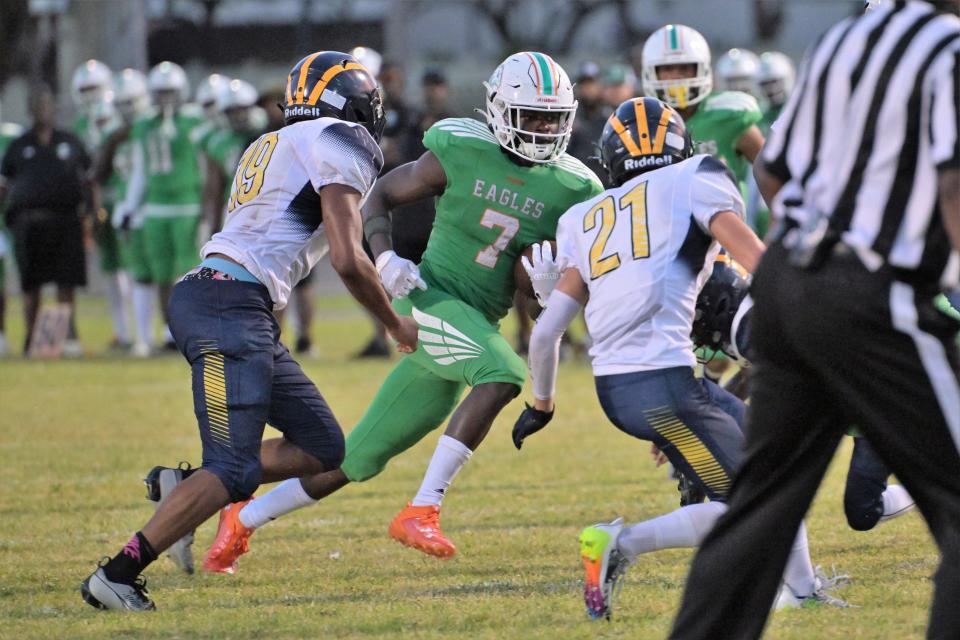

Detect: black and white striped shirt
763,0,960,288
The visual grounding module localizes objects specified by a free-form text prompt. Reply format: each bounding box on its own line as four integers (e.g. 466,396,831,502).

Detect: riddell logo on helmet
625,155,673,170
285,105,324,118
535,96,560,103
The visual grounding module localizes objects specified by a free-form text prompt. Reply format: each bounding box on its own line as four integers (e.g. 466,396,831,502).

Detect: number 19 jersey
203,118,384,310
556,155,745,375
419,118,603,324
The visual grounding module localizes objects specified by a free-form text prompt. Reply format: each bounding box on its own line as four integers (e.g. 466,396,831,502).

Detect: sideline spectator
0,85,91,355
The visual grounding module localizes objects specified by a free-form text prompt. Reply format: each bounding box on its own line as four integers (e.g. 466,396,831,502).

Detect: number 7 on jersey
475,209,520,268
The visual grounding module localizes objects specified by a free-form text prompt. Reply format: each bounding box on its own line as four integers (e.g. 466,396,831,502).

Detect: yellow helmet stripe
650,107,672,154
306,62,367,106
609,114,641,156
293,51,323,104
634,99,653,154
285,72,293,104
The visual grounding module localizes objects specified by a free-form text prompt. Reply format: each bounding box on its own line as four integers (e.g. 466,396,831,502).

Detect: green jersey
205,128,258,200
759,103,783,137
686,91,763,190
419,118,603,323
130,107,205,214
73,113,106,152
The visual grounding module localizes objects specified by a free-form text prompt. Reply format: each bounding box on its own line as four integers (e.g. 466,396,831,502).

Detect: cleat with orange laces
203,498,254,574
388,503,457,558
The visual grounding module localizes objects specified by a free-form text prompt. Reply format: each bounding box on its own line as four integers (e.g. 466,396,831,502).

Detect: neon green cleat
579,517,627,620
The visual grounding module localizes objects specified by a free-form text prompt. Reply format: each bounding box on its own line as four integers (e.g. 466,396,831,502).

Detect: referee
670,2,960,638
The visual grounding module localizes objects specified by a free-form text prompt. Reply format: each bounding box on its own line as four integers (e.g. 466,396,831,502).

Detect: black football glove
512,403,554,450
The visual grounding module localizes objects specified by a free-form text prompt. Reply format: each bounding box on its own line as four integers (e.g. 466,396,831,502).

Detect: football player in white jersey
80,51,419,612
512,97,850,619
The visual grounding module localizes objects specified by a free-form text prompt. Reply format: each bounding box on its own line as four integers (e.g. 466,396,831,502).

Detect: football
514,240,558,299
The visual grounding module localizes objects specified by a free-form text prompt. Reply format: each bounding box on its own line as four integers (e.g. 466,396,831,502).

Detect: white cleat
144,464,195,574
774,567,856,610
131,341,152,358
81,566,155,611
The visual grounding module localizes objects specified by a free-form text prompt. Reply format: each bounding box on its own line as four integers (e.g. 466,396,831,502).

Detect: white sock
239,478,317,530
880,484,915,522
782,521,816,597
411,435,473,507
132,283,156,347
616,502,727,560
104,271,132,343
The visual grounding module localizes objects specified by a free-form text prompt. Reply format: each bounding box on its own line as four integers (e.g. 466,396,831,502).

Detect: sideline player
114,62,205,350
201,52,603,572
511,97,848,619
80,51,418,611
0,99,23,356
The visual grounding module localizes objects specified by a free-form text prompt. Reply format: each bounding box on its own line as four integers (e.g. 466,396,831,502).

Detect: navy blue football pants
168,278,345,502
595,366,745,502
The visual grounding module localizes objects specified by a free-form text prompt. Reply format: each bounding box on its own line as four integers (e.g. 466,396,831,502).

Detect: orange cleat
388,503,457,558
203,499,255,574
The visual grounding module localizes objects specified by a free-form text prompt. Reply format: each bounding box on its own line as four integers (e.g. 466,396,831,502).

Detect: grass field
0,295,940,639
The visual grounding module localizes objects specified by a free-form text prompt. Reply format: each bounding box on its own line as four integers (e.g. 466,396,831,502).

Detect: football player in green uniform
642,25,766,235
73,60,135,351
100,69,157,357
202,51,604,572
115,62,206,347
643,25,767,385
0,99,23,356
201,79,265,234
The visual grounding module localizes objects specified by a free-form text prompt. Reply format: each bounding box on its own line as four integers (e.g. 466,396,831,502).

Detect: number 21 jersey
556,154,745,375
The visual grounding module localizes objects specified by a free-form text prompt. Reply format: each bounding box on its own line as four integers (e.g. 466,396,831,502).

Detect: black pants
670,242,960,640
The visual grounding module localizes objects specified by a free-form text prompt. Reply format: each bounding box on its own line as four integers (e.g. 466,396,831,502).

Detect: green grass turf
0,295,937,639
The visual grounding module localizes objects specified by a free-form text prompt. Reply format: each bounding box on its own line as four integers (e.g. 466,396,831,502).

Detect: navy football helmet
692,258,753,363
283,51,386,141
598,96,693,187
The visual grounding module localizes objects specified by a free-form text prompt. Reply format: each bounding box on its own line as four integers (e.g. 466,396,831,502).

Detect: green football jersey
204,128,256,201
686,90,763,190
101,123,139,207
130,109,205,212
419,117,604,324
759,103,783,137
73,113,105,152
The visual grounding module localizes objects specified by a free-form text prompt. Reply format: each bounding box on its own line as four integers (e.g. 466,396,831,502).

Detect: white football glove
375,250,428,299
521,241,566,307
111,203,133,230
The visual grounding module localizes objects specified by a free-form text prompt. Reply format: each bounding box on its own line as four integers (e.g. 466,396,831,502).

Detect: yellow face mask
667,85,689,109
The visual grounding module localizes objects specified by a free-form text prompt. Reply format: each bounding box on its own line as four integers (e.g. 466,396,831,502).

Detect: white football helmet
642,25,712,109
715,48,761,96
195,73,228,115
349,46,382,79
113,68,150,121
148,61,190,107
71,59,113,110
91,92,119,130
482,51,577,163
218,79,259,131
756,51,796,108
